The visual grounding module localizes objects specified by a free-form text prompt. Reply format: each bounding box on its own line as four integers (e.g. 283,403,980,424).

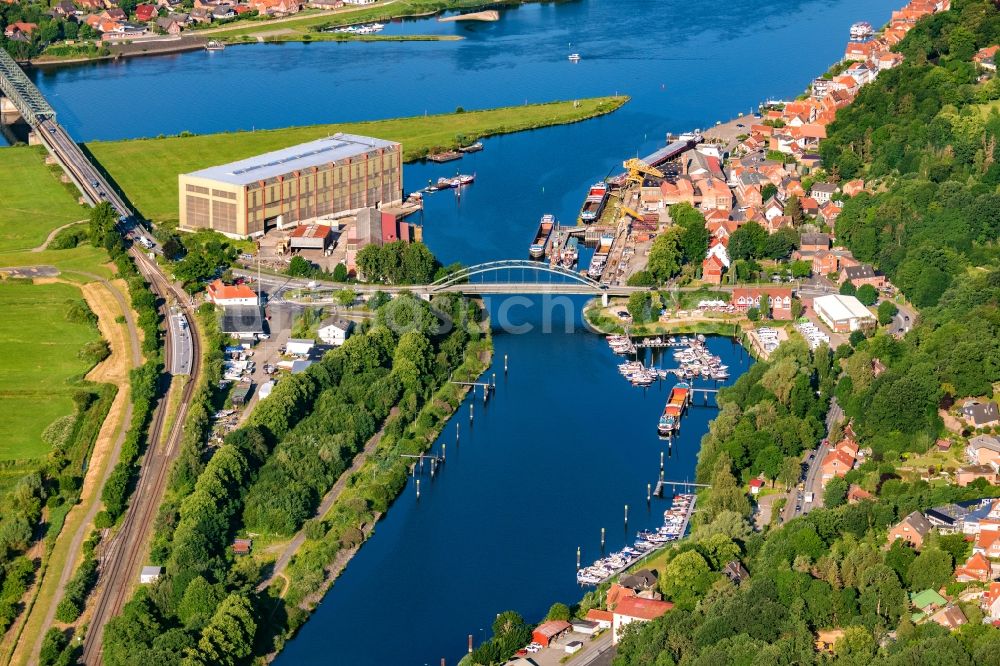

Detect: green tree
747,306,760,322
856,284,878,306
671,203,710,263
784,195,804,225
728,222,767,260
791,260,813,279
660,550,714,609
824,476,848,508
627,292,655,324
762,183,778,201
287,256,315,278
187,593,256,665
332,262,349,282
546,602,571,622
648,228,684,281
907,548,953,591
877,300,898,325
839,280,856,296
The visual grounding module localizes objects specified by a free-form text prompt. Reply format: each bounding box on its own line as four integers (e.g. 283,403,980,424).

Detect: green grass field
0,147,87,253
86,96,628,222
0,280,102,462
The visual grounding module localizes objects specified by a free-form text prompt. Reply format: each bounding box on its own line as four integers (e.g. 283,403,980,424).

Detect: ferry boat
457,173,475,185
206,40,225,51
578,182,610,223
560,236,579,268
849,21,873,41
568,53,581,62
657,382,690,436
529,214,555,259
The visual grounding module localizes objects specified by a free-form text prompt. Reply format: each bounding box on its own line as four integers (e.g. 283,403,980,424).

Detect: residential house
796,250,842,276
842,179,866,197
925,503,973,533
606,583,637,611
811,77,831,99
887,511,933,549
188,6,213,21
929,605,967,629
723,560,750,585
612,597,673,645
156,15,185,33
876,51,906,71
619,569,659,595
4,21,38,40
699,177,732,211
910,588,947,618
844,40,879,62
962,402,1000,429
974,45,1000,71
212,4,235,19
954,552,992,582
847,484,872,503
50,0,79,18
702,254,725,285
957,464,999,487
206,280,257,306
800,232,831,253
101,7,127,20
316,317,353,346
730,287,793,320
232,538,252,555
967,435,1000,466
800,196,820,216
811,183,838,204
820,446,856,485
974,530,1000,559
135,3,157,21
585,609,613,629
819,201,841,225
749,478,764,495
839,263,885,289
983,581,1000,621
763,196,785,222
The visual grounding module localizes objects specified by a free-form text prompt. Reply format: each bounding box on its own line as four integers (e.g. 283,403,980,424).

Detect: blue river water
14,0,902,662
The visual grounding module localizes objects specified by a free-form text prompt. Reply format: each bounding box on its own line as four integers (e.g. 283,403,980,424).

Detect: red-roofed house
606,583,637,611
847,484,872,504
749,478,764,495
820,448,855,486
702,254,725,285
206,279,257,306
955,552,992,582
730,287,793,320
135,3,157,20
800,197,820,216
585,609,613,629
974,530,1000,559
612,597,673,644
974,45,1000,71
844,41,879,62
819,202,842,225
842,179,866,197
984,581,1000,621
4,21,38,40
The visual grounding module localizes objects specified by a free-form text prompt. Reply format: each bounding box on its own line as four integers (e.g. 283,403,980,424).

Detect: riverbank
204,0,533,44
583,298,748,339
85,95,628,223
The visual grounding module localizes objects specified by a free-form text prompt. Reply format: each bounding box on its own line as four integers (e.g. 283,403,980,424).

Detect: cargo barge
657,381,690,437
578,182,610,223
529,214,555,259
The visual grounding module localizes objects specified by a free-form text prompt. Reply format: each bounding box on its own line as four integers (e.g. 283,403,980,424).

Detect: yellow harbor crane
622,158,664,188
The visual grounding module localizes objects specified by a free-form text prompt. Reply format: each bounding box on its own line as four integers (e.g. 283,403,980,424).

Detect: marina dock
576,493,697,586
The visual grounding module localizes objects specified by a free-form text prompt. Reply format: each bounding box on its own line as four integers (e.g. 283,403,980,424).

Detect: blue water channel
14,0,903,661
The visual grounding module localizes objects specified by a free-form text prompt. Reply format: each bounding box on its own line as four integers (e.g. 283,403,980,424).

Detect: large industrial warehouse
178,133,403,238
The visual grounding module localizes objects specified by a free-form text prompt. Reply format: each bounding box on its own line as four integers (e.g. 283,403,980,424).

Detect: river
16,0,901,662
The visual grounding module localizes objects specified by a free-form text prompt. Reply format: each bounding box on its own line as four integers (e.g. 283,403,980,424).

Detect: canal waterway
12,0,903,662
278,299,752,665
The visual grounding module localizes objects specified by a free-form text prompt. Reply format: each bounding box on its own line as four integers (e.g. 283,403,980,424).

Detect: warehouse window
212,189,236,200
186,184,209,195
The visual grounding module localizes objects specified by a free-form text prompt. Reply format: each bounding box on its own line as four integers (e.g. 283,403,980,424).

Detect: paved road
781,398,842,523
168,309,193,376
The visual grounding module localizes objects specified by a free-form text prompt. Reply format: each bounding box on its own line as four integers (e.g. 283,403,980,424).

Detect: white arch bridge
425,260,644,297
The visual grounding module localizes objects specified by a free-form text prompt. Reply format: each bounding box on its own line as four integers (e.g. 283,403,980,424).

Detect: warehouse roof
814,294,874,322
185,134,399,186
220,305,265,334
290,223,332,239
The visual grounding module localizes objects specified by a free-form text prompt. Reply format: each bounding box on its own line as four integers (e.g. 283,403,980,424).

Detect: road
168,308,193,376
781,398,842,523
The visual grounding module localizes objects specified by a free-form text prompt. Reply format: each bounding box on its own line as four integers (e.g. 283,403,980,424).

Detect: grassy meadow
0,280,102,462
0,147,86,253
85,96,628,223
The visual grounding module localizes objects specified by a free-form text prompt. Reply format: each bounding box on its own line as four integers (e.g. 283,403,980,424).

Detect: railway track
81,255,202,665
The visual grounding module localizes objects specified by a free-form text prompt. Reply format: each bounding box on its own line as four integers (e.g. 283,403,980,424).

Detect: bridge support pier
601,292,609,307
